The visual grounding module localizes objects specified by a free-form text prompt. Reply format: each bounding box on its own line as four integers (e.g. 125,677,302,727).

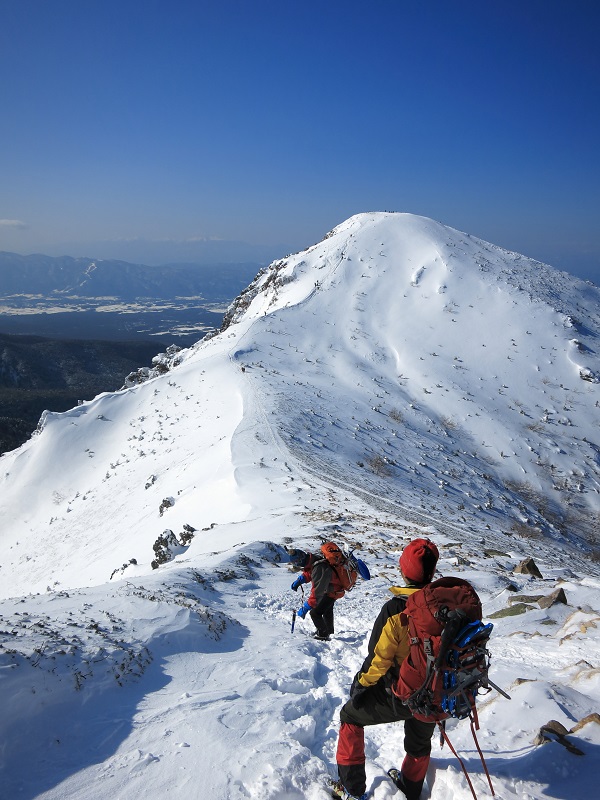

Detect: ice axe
291,585,305,634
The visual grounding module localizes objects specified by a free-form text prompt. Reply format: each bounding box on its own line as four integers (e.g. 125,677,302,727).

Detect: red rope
437,722,479,800
470,718,495,797
437,717,496,800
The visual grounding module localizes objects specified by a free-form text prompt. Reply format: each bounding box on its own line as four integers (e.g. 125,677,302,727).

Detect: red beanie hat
399,538,439,584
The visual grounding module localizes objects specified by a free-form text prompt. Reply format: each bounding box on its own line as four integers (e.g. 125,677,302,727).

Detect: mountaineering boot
313,632,331,641
330,779,368,800
387,768,422,800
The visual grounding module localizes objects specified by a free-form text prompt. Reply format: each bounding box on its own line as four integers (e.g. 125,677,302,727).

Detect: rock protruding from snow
122,345,183,388
514,557,544,578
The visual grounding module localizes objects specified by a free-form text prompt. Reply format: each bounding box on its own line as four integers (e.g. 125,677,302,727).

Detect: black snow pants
336,680,435,799
310,594,336,637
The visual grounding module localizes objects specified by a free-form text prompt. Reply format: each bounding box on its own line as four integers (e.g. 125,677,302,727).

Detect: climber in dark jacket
289,547,348,641
332,539,440,800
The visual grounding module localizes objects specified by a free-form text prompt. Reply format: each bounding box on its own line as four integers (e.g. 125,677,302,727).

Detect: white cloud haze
0,219,27,228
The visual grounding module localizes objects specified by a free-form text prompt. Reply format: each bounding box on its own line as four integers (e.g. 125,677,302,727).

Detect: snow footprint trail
217,558,416,800
244,572,533,800
32,569,338,800
12,556,580,800
229,576,352,799
143,579,340,800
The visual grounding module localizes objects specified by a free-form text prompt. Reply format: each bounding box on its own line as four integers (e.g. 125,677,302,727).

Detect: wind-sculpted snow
2,536,598,799
0,213,599,798
231,212,600,551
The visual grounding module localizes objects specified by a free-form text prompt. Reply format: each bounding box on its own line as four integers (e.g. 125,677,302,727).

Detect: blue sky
1,0,599,281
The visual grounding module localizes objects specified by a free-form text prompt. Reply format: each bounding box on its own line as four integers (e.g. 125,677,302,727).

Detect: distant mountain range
0,251,263,451
30,236,291,267
0,251,261,303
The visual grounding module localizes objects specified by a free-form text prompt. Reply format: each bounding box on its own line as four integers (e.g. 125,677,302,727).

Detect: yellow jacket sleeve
357,587,417,688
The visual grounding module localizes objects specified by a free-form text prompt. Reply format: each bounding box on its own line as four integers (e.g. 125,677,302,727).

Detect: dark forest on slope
0,333,171,454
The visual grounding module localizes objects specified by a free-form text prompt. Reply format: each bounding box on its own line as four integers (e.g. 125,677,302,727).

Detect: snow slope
1,212,599,799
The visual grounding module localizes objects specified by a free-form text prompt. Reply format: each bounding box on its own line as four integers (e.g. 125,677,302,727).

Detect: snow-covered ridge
225,212,600,542
2,211,600,596
1,212,599,799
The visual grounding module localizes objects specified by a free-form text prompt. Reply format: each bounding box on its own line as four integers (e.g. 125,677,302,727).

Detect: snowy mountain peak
1,213,600,800
1,211,599,598
227,211,598,331
221,210,600,536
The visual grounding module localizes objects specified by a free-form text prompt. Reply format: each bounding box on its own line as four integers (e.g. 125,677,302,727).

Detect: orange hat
399,538,439,584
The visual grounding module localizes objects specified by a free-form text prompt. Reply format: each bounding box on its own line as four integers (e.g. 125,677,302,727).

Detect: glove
350,672,369,709
296,601,312,619
291,575,307,592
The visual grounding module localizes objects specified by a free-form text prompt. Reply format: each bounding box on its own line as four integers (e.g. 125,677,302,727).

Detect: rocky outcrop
514,557,543,578
151,524,197,569
533,719,588,755
159,497,175,517
122,345,183,389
